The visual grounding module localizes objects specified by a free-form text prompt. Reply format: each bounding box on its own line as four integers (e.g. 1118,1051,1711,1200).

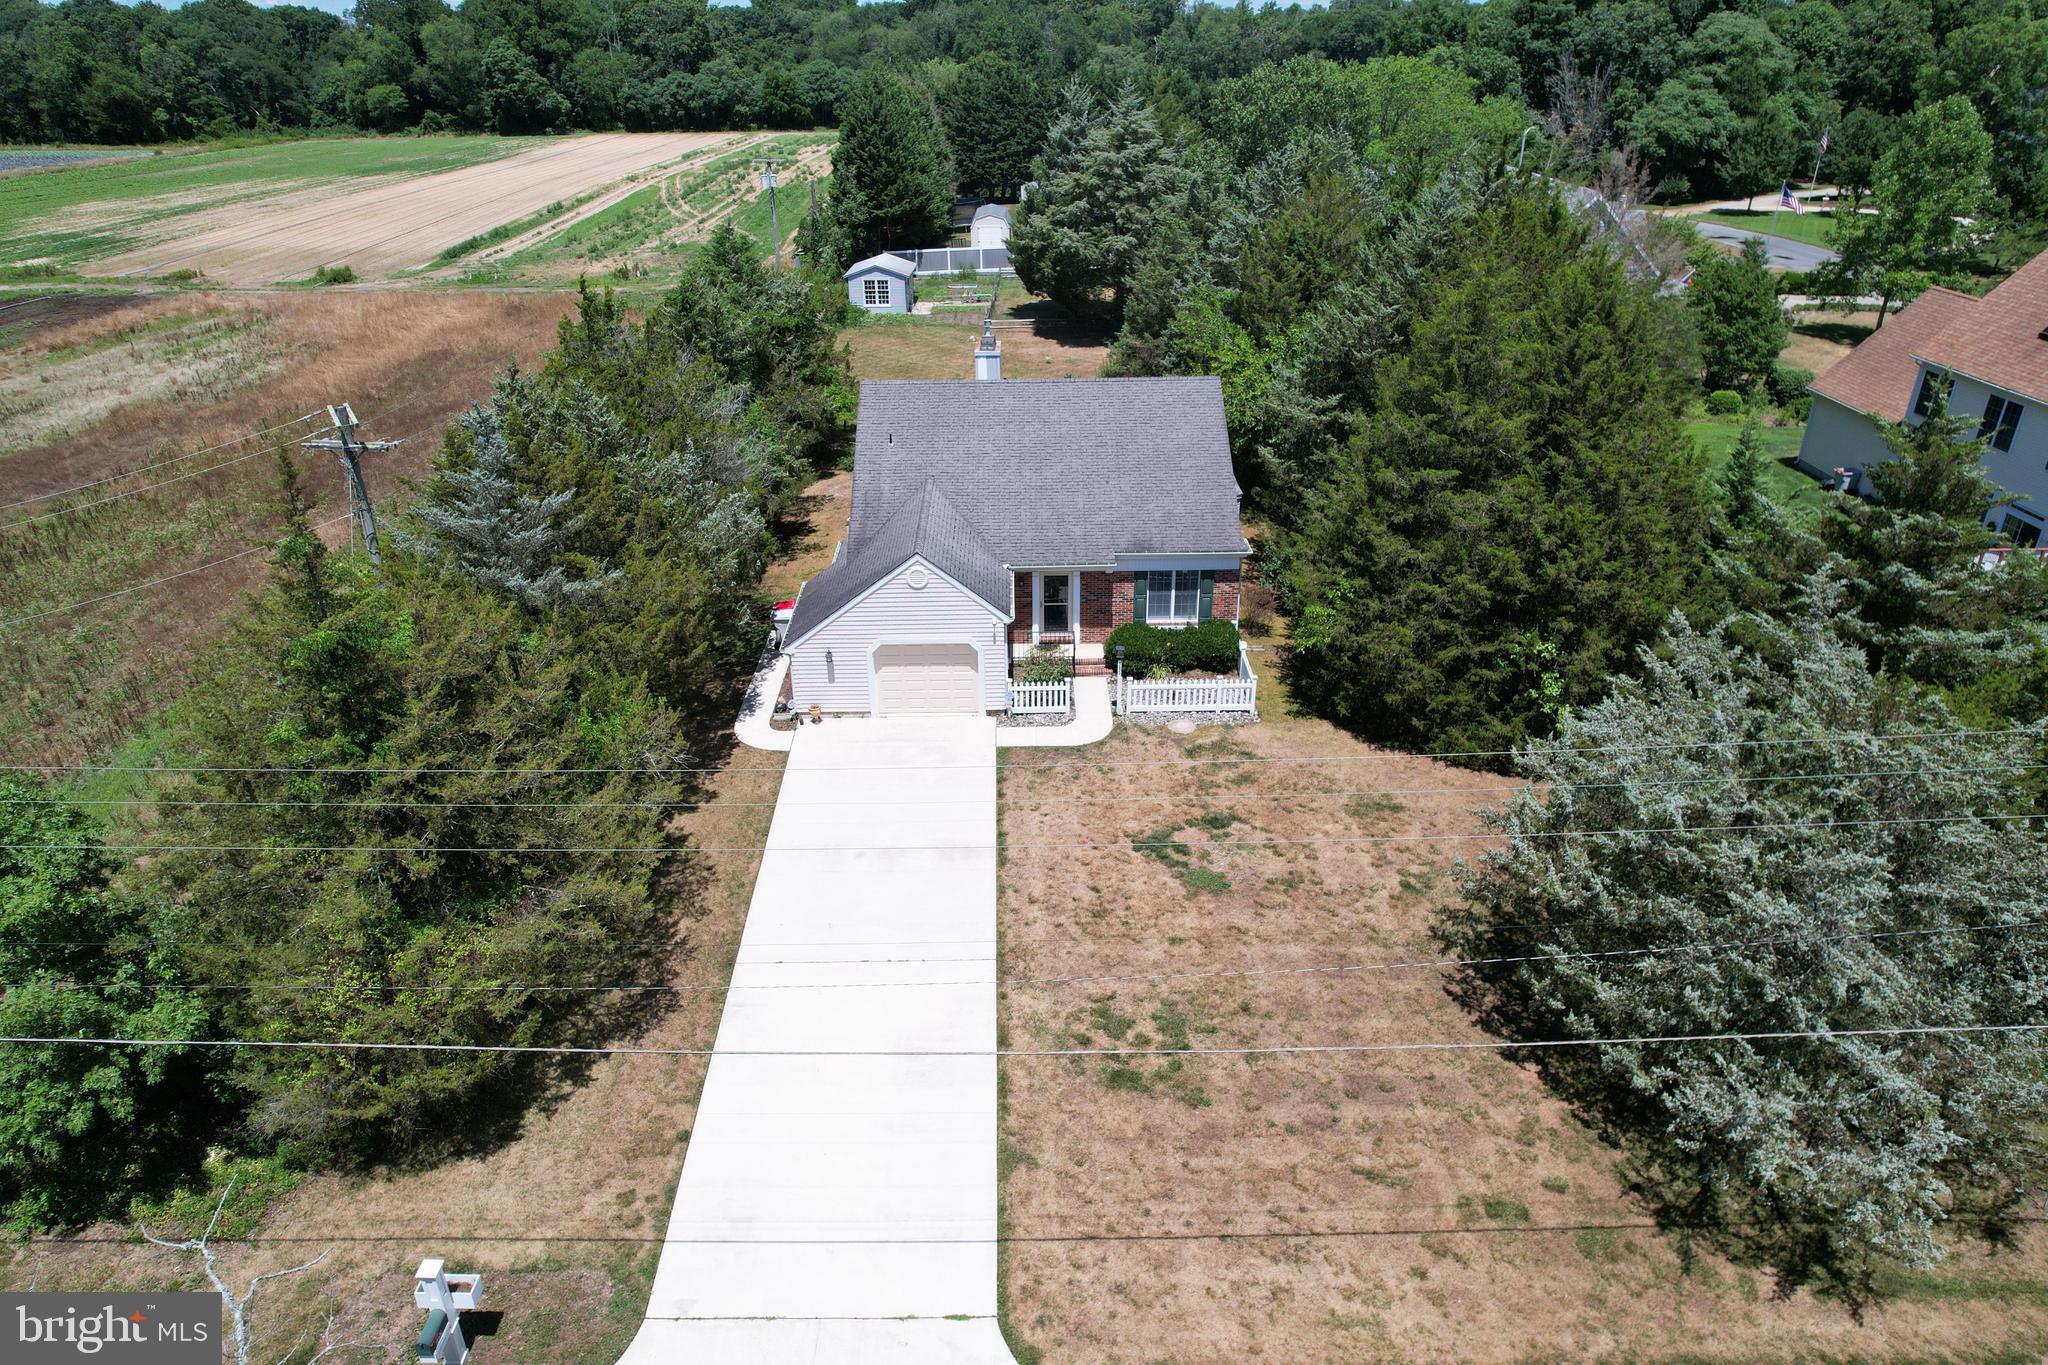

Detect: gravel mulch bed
998,708,1075,728
1122,710,1260,728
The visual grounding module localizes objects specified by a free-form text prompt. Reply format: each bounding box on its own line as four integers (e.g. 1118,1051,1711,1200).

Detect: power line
0,413,326,514
1,423,337,531
8,763,2041,814
9,810,2035,857
15,918,2044,998
3,727,2037,779
6,1021,2045,1060
0,513,355,631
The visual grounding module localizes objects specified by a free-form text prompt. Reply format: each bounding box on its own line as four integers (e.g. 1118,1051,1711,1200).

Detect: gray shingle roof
972,203,1012,223
786,479,1009,643
844,252,917,280
846,378,1243,565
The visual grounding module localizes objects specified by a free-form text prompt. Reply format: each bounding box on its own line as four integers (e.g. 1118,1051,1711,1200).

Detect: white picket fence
1118,644,1259,715
1008,678,1072,713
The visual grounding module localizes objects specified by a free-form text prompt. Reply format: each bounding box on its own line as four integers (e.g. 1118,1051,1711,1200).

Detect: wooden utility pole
300,403,398,566
754,157,785,269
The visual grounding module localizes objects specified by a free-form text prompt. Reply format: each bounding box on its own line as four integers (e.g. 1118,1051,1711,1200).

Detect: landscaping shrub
1774,270,1809,295
1106,619,1241,675
311,263,355,285
1013,644,1072,683
1705,389,1743,415
1768,362,1815,406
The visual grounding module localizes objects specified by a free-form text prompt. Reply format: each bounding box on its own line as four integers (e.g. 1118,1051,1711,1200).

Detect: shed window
1978,394,2024,452
1912,368,1952,418
862,277,888,307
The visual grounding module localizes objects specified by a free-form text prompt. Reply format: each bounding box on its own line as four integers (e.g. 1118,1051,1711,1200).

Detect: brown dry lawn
995,667,2048,1361
845,312,1110,382
1,758,784,1362
762,469,850,604
0,289,574,763
1783,308,1878,379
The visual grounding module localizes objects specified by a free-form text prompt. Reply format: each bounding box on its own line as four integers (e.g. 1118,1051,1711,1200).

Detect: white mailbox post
413,1257,484,1364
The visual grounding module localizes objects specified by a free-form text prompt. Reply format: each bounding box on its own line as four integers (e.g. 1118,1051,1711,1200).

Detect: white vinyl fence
1008,678,1072,713
1118,643,1259,715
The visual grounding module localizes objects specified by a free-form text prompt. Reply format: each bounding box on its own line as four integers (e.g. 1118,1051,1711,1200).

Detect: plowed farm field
79,132,748,284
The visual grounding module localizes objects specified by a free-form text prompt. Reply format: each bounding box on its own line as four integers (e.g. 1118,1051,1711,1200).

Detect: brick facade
1006,568,1242,659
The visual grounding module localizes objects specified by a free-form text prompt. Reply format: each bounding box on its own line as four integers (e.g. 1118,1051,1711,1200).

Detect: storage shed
968,204,1011,250
843,252,917,314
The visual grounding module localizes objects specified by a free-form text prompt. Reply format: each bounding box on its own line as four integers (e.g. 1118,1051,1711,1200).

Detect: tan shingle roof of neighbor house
1913,248,2048,401
1808,286,1980,422
1809,248,2048,421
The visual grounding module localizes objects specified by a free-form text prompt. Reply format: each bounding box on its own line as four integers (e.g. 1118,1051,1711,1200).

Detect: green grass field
1694,207,1841,250
1686,416,1830,520
0,135,540,268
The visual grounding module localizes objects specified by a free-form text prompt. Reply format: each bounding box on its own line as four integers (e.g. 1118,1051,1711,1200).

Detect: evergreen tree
1689,236,1788,393
810,67,952,265
1274,190,1713,760
1725,397,2048,690
147,486,692,1166
1720,420,1769,529
1012,81,1185,324
1445,592,2048,1290
403,391,618,611
941,53,1049,201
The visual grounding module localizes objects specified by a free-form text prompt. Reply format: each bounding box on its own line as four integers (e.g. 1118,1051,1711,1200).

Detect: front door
1038,573,1072,639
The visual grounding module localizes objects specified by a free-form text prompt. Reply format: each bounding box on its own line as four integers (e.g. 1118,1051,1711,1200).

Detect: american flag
1779,182,1804,214
1818,127,1831,155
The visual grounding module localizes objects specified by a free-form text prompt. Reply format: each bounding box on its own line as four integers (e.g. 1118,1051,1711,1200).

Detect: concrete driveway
619,716,1015,1364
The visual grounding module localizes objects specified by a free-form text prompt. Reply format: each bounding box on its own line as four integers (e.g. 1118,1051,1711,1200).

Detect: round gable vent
905,567,930,590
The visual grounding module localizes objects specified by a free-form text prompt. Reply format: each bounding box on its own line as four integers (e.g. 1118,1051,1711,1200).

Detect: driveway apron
620,715,1015,1363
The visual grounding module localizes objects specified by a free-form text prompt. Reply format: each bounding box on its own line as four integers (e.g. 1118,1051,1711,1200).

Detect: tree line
0,229,853,1222
6,0,2048,237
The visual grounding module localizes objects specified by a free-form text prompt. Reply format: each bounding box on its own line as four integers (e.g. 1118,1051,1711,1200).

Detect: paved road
619,716,1015,1365
1690,220,1839,272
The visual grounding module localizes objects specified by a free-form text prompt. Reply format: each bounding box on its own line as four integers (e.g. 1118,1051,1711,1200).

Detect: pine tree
941,54,1049,201
402,386,618,611
1012,81,1185,324
1721,419,1768,528
1274,189,1713,760
1688,236,1787,393
1445,590,2048,1291
812,67,952,264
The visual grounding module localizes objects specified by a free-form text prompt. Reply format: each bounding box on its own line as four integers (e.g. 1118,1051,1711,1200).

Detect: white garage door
873,643,981,714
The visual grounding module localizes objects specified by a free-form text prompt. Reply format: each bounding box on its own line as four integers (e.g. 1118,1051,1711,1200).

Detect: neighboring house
969,203,1011,250
1799,250,2048,545
843,253,917,314
782,374,1248,716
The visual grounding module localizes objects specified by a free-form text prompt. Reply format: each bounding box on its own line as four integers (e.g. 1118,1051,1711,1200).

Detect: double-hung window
1912,368,1952,418
1143,570,1203,623
862,278,887,307
1978,394,2024,452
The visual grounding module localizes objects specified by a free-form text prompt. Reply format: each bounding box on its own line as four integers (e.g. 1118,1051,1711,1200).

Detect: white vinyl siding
787,560,1007,714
